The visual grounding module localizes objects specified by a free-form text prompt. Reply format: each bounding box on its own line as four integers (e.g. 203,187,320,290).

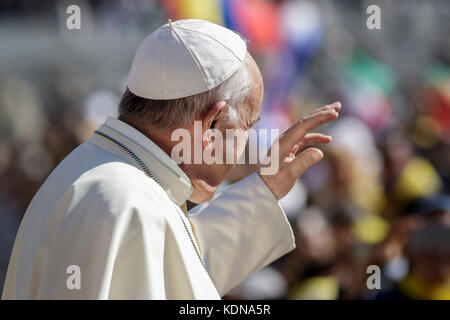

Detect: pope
2,19,341,299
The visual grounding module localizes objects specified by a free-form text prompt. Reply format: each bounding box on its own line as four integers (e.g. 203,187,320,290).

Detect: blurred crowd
0,0,449,299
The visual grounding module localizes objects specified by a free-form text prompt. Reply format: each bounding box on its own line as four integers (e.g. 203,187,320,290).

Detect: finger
285,147,323,178
279,109,338,155
292,133,332,155
310,102,342,115
302,133,332,145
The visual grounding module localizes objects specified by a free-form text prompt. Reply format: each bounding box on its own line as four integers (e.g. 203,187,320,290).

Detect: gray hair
118,63,252,129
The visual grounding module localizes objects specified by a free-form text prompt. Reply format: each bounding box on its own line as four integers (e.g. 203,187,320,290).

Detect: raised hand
260,102,342,199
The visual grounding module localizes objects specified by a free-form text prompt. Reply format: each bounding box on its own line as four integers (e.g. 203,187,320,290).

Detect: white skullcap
127,19,248,100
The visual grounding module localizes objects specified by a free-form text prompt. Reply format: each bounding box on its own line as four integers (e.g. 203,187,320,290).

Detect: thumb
289,147,323,178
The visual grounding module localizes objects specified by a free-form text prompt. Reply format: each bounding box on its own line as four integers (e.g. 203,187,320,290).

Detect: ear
202,101,227,147
203,101,227,130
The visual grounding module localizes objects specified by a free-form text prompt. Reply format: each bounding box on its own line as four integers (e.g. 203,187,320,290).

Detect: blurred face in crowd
328,150,354,189
406,212,450,285
410,253,450,284
297,210,337,264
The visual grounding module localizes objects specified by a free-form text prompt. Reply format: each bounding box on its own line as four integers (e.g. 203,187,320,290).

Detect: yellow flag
177,0,224,25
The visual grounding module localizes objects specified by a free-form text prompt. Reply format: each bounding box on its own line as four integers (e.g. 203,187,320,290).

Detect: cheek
236,131,249,156
223,129,248,163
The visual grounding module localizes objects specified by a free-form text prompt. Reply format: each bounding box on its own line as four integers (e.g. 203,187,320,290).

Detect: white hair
119,63,252,129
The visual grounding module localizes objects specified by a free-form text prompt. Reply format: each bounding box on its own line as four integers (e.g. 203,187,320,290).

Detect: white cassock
2,117,295,299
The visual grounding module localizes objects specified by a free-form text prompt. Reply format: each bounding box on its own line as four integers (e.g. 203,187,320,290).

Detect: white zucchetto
127,19,247,100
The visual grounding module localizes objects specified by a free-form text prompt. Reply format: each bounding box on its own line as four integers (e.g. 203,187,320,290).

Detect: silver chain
94,130,207,271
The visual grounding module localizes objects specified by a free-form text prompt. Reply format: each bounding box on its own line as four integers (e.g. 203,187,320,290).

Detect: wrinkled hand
259,102,341,199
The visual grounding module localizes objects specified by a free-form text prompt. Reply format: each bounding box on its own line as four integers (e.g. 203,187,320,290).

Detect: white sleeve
189,173,296,296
